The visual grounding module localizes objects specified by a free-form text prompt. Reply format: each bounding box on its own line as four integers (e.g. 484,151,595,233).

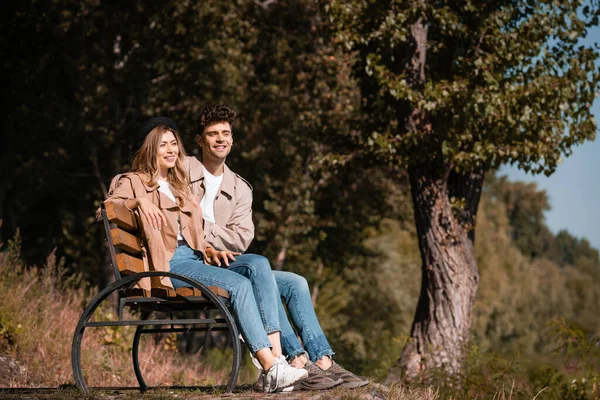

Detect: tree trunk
386,163,483,383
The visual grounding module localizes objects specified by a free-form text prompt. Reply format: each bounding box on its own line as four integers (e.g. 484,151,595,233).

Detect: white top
200,165,224,224
157,180,184,241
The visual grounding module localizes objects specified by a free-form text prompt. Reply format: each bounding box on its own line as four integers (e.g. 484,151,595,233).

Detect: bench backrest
100,201,229,299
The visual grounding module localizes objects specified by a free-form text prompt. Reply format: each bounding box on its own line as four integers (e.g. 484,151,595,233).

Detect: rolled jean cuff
265,327,281,335
247,342,272,355
312,349,335,362
287,349,307,361
281,332,304,359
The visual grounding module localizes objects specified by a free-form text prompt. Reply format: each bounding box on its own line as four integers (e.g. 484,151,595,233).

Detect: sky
498,21,599,250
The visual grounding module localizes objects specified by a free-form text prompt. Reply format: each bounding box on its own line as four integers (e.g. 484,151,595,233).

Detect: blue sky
499,20,599,250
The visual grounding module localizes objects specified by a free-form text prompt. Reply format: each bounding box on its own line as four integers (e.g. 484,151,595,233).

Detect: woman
105,120,307,392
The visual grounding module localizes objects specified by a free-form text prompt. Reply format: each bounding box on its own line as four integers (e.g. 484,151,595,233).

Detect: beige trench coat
182,156,254,253
105,172,210,290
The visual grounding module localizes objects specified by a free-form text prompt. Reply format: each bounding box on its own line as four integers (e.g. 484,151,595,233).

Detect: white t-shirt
157,180,184,241
200,165,224,224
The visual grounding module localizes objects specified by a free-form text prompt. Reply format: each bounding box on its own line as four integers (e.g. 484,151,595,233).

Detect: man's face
197,122,233,162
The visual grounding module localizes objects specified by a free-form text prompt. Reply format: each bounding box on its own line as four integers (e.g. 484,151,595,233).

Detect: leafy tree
549,230,600,269
485,175,553,258
327,0,600,381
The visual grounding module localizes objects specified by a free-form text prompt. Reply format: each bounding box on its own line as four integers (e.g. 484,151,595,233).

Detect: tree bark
384,2,486,382
386,163,482,383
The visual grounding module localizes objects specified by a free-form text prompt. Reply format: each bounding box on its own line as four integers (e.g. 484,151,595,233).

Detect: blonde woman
105,118,307,392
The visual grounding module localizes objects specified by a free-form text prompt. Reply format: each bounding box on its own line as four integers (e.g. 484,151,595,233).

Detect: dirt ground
0,354,398,399
0,386,388,400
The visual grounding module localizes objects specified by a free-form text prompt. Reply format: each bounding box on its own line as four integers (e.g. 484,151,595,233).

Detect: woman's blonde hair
131,124,193,206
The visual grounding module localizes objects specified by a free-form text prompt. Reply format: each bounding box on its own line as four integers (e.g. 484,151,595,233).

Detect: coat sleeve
104,175,136,207
204,185,255,253
96,174,128,220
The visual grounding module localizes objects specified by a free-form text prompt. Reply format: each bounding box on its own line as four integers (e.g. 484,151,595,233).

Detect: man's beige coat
182,156,254,253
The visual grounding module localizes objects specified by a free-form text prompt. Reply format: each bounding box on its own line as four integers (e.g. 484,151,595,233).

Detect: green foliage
327,0,600,175
402,319,600,399
472,174,600,354
548,231,600,270
485,174,552,258
486,174,600,270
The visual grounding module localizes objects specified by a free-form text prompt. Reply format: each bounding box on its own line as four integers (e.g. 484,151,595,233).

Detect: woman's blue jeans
222,254,280,334
274,271,335,362
169,245,271,354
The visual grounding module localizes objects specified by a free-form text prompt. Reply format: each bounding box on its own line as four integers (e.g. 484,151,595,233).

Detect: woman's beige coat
105,172,210,290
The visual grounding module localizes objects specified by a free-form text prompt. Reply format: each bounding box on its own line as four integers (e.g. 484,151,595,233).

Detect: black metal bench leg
132,310,151,392
71,278,124,395
227,325,242,394
71,321,87,394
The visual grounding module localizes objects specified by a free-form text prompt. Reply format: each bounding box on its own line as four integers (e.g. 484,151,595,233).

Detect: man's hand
205,247,241,267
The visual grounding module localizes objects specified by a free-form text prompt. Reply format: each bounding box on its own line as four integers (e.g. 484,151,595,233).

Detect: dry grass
0,240,444,399
0,242,254,390
2,239,550,399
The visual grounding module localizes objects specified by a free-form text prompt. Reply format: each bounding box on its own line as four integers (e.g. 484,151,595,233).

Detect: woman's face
156,130,179,174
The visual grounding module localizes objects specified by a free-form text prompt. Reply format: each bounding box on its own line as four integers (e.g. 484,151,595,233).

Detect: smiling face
197,121,233,163
156,130,179,178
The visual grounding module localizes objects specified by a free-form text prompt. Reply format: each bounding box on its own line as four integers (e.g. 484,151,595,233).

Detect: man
184,104,369,390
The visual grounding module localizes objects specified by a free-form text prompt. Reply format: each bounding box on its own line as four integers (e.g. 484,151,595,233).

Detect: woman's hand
130,197,167,230
205,247,241,267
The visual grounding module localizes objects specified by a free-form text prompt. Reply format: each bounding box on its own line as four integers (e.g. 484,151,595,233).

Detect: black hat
132,116,179,156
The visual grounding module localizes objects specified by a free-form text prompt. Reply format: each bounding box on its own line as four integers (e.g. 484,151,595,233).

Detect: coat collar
119,172,160,193
220,164,235,198
133,172,197,212
186,156,235,198
139,175,160,192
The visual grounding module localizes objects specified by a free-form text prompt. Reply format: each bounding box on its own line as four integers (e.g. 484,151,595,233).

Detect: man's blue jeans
222,254,333,361
169,245,272,354
274,271,335,362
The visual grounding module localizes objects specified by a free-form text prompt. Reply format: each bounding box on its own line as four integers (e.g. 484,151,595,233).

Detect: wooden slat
115,253,144,275
176,287,202,297
209,286,230,299
110,228,142,254
105,201,138,232
174,286,229,299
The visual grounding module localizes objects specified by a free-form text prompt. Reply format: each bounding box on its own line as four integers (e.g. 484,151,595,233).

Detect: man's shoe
294,360,343,390
321,360,369,389
262,356,308,393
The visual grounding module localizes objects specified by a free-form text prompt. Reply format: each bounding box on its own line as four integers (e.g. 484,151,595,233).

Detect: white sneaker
251,354,296,392
262,355,308,393
250,350,263,370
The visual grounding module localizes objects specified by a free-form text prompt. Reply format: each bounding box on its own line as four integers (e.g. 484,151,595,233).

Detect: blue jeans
274,271,335,362
169,245,271,354
225,254,280,334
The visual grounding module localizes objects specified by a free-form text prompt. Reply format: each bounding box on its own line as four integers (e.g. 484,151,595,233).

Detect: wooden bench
71,201,242,394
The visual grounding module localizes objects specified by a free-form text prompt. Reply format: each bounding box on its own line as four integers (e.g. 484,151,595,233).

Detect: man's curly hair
198,104,237,135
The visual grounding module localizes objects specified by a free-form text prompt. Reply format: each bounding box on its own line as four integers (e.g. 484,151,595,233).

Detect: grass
0,234,441,399
2,233,599,399
0,234,256,390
